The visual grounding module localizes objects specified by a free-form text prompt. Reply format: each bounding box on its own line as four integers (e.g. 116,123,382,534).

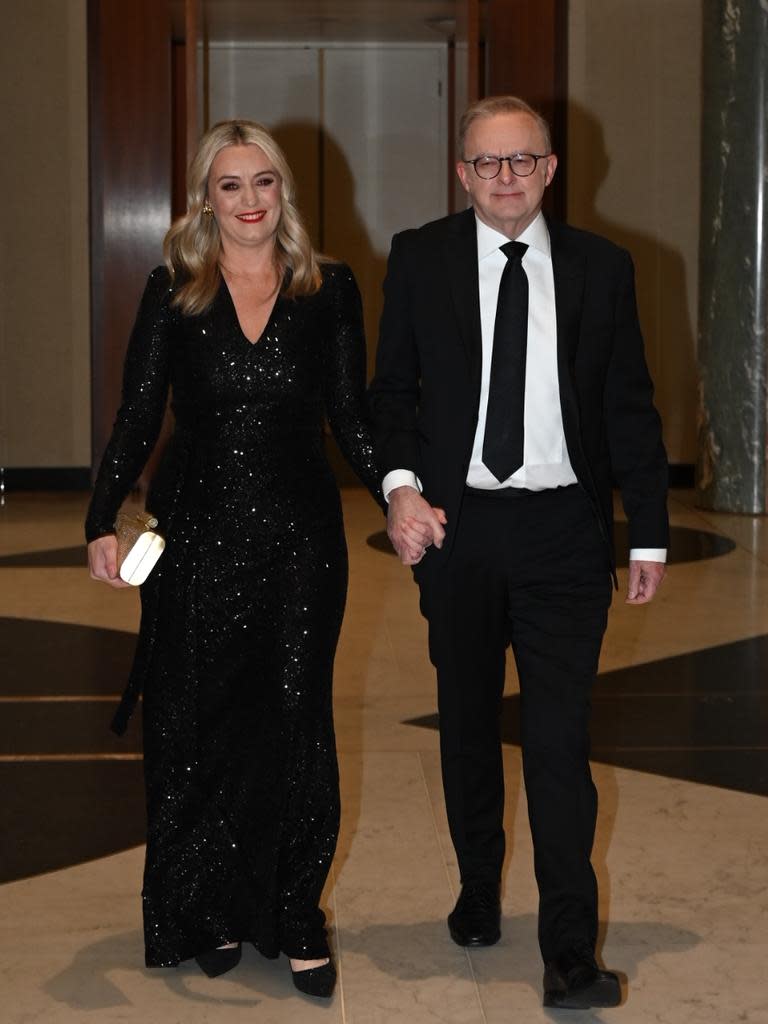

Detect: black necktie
482,241,529,482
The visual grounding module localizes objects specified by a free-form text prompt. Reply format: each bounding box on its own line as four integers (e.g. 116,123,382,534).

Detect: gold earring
202,199,213,216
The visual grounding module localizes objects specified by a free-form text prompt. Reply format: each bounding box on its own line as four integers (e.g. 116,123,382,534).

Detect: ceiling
173,0,464,44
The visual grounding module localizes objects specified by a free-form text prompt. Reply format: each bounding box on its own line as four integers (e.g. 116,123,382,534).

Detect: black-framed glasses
464,153,550,179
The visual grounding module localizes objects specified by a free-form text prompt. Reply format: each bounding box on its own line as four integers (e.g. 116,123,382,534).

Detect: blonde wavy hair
164,120,322,315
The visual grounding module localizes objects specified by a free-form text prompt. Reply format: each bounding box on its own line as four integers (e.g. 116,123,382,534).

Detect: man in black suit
369,96,668,1009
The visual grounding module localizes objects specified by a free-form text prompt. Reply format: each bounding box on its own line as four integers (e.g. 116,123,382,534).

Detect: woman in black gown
85,119,388,995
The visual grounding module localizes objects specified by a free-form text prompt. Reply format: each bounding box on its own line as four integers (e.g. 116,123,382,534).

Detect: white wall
208,45,323,243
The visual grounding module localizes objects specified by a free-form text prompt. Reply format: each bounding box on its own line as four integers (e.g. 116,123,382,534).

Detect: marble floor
1,487,767,1023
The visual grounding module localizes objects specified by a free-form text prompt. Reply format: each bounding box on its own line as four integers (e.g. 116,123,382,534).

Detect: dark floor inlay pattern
367,523,736,567
0,617,137,697
405,634,768,797
0,763,145,884
0,545,88,567
0,618,143,884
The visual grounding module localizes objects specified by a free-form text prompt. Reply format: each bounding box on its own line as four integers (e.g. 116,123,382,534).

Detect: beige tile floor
1,488,767,1023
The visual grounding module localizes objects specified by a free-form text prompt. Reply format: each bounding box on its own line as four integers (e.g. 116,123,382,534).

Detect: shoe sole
448,927,501,948
543,974,621,1009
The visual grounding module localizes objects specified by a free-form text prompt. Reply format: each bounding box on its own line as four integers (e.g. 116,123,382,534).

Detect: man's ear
456,161,471,193
544,154,558,187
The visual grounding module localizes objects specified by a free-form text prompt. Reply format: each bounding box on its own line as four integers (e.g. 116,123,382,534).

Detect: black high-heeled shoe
195,943,242,978
291,958,336,998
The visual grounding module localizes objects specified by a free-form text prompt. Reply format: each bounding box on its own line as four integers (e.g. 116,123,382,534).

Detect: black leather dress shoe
447,881,501,947
543,946,621,1009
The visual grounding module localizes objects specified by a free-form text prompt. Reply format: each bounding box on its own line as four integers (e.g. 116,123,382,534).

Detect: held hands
87,534,132,589
387,486,447,566
626,559,666,604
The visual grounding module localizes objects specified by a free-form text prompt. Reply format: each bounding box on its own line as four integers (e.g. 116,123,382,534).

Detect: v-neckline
221,275,281,347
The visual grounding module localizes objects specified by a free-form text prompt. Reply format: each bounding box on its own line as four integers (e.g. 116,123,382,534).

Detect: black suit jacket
368,208,669,573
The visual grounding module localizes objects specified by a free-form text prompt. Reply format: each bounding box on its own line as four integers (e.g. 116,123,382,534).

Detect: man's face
456,112,557,238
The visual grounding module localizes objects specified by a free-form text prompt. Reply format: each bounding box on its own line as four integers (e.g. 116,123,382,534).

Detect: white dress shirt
382,211,666,563
468,213,575,489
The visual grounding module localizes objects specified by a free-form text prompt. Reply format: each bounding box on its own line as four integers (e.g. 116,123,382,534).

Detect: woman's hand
386,486,447,565
87,535,132,588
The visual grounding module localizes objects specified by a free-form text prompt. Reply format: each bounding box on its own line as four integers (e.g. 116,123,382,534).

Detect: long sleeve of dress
85,268,173,541
321,264,384,508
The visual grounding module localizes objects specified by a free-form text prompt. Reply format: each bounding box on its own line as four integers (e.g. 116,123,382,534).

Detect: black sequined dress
85,263,381,967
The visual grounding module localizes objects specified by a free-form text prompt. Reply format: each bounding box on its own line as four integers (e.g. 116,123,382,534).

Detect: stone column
697,0,768,513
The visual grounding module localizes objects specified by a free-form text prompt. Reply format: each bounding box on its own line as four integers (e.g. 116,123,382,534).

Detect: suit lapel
549,218,585,361
442,209,482,376
548,219,586,443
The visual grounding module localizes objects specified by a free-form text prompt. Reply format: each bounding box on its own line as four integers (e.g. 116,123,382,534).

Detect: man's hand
88,535,132,589
387,486,447,566
626,560,666,604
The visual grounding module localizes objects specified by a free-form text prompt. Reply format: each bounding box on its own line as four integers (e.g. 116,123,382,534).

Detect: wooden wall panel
456,0,481,106
184,0,203,161
485,0,568,218
172,40,188,219
89,0,173,475
450,0,481,211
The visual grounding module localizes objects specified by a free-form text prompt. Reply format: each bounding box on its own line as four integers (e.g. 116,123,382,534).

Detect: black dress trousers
416,483,612,962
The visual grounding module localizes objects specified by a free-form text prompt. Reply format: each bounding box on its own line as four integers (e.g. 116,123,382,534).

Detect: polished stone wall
697,0,768,513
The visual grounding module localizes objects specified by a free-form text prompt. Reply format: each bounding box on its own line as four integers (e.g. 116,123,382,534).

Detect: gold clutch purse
114,510,165,586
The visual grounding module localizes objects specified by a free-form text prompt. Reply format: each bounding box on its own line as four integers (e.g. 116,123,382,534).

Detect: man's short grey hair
458,96,552,158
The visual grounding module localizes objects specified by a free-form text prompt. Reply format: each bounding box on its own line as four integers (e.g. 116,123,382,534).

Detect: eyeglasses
463,153,550,179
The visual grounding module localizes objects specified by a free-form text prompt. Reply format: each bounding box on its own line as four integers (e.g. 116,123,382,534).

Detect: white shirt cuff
382,470,422,503
629,548,667,563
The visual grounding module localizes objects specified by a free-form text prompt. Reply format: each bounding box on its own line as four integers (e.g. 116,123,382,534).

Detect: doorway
205,36,449,361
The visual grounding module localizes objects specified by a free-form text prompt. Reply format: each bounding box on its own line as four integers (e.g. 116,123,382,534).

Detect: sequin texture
85,263,382,966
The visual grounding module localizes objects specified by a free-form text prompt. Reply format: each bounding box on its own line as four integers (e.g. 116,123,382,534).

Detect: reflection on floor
1,488,767,1023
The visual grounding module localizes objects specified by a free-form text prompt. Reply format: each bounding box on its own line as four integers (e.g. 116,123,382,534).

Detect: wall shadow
270,118,388,382
566,101,698,469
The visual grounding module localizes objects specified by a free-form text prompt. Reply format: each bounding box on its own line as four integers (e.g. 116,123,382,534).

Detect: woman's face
206,143,282,253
